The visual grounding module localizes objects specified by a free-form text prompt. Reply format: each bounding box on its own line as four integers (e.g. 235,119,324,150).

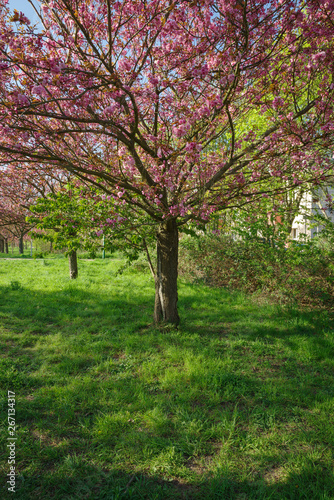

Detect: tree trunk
154,219,180,326
68,250,78,279
19,236,24,255
5,239,8,254
0,238,4,253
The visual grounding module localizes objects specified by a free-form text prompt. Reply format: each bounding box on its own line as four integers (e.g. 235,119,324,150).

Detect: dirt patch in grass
263,465,288,484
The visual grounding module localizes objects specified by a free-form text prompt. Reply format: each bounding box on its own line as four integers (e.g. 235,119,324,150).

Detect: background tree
0,227,10,254
28,185,89,278
220,183,309,248
0,162,69,253
0,0,334,323
28,182,157,278
0,173,37,254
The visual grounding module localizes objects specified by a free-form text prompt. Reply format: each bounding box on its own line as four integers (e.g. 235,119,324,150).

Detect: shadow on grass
5,464,334,499
0,282,333,500
0,281,152,330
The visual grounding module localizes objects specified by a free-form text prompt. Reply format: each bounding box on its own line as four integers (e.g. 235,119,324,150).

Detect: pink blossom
32,85,48,98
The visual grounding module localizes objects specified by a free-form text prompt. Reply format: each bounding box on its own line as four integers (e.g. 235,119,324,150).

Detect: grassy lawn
0,256,333,499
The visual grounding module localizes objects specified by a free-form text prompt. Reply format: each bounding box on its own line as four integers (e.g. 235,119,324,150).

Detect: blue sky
8,0,39,24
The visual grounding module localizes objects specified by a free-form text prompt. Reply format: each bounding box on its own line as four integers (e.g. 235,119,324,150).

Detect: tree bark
154,219,180,326
19,236,24,254
68,250,78,279
0,238,4,253
5,239,8,254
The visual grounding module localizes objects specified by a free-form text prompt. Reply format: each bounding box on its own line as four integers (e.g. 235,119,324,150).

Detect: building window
292,228,297,239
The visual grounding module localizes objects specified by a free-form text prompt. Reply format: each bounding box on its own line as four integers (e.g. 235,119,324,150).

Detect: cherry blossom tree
0,163,69,254
0,0,334,324
0,168,38,253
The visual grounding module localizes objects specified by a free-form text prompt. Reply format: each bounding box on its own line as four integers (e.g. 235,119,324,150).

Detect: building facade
290,186,334,240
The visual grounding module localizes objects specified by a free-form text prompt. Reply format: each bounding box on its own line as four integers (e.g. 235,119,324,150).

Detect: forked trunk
19,236,24,254
154,219,179,326
69,250,78,279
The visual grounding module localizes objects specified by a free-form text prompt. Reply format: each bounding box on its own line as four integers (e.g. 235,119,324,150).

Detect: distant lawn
0,256,333,499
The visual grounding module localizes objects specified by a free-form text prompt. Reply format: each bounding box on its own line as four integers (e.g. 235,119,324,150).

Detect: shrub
33,251,46,259
179,234,334,307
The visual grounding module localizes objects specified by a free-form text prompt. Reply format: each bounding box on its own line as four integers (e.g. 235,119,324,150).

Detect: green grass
0,256,333,499
0,246,114,259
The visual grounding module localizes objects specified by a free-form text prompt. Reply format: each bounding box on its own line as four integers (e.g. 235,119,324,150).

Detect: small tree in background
28,187,87,278
221,184,308,249
28,183,157,278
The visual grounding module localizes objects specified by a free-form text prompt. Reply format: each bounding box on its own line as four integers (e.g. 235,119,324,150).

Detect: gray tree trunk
69,250,78,279
5,239,8,254
0,238,4,253
154,220,179,326
19,236,24,254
